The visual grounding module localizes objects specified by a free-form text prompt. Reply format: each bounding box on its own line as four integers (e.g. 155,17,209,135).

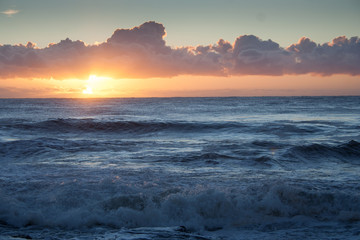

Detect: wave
2,137,360,166
2,118,249,134
284,140,360,162
1,118,335,136
0,137,140,159
0,182,358,231
168,140,360,165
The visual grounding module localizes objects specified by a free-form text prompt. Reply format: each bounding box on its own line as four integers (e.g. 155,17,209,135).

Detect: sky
0,0,359,98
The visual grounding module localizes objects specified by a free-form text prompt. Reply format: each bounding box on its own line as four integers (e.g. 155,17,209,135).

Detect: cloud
106,21,168,52
1,9,19,17
0,21,359,80
286,36,360,76
230,35,289,75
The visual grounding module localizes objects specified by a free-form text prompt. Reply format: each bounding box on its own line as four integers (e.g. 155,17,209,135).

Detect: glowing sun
82,85,93,94
81,75,111,96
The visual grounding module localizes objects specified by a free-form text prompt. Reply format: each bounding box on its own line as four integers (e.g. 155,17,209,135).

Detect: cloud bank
0,21,359,79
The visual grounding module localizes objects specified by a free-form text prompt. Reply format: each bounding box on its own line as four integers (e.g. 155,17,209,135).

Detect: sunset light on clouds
0,0,359,97
1,9,19,17
1,1,360,238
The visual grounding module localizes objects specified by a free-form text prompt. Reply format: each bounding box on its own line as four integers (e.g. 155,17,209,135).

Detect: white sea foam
0,97,359,239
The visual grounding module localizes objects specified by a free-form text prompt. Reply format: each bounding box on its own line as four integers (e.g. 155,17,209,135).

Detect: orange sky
1,74,359,98
1,20,359,98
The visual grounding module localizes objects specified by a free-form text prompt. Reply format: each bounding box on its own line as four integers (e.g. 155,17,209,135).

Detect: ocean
0,97,359,239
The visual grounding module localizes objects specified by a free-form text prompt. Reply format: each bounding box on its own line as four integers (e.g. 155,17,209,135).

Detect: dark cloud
287,37,317,53
286,36,360,75
230,35,289,75
0,21,359,79
106,21,168,52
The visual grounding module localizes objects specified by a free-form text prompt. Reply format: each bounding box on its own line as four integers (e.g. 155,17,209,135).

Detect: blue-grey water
0,97,359,239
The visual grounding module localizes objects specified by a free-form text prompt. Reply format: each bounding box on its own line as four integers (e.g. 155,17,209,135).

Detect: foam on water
0,97,359,239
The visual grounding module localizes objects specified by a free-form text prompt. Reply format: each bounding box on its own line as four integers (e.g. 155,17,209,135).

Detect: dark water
0,97,359,239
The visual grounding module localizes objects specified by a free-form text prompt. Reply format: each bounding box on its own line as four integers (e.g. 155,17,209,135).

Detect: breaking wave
0,182,359,230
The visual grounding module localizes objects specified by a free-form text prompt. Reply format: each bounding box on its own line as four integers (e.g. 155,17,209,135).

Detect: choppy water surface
0,97,360,239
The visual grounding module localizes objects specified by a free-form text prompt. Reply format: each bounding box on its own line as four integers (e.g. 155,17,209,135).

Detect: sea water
0,97,359,239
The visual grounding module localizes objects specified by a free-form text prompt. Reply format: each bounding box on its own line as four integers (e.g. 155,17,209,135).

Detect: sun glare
81,75,111,96
82,85,93,94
